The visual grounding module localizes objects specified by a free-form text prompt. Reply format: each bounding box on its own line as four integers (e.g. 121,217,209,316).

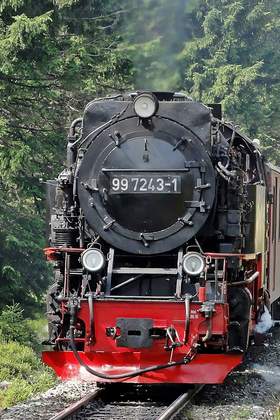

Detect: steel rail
49,388,101,420
156,385,204,420
49,384,204,420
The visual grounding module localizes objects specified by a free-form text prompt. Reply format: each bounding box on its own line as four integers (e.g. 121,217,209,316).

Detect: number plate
110,175,181,194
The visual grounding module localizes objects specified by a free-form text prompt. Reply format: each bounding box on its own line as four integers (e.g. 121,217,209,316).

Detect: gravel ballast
0,381,96,420
187,330,280,419
1,331,280,420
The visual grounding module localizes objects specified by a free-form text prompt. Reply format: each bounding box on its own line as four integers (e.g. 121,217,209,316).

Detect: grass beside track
0,341,56,409
0,305,56,409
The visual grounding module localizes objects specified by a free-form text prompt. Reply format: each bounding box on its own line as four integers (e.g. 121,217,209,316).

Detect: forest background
0,0,279,314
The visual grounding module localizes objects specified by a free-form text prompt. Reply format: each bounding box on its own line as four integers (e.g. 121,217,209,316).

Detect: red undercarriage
42,300,243,383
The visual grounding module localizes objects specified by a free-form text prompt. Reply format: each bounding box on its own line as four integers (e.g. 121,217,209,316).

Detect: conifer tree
181,0,280,162
0,0,132,309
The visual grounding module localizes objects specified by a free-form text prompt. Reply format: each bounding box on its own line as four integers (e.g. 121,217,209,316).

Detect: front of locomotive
43,92,243,384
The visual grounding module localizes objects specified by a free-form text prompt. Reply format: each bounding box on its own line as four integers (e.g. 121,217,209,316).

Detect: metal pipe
102,168,191,173
98,295,176,300
71,101,130,151
183,294,191,344
202,318,212,342
198,285,206,302
88,294,94,343
229,271,259,287
110,274,144,292
216,165,230,182
217,161,237,178
67,118,82,167
69,117,82,137
229,124,236,148
214,258,218,300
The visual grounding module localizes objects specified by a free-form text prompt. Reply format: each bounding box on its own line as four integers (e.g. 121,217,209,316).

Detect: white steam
253,364,280,391
254,306,273,334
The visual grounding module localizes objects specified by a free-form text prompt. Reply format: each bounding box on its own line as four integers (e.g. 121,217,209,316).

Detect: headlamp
81,248,105,272
183,252,205,276
133,93,158,119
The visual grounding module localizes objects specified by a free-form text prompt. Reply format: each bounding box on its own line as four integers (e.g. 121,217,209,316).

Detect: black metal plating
77,113,216,254
116,318,153,348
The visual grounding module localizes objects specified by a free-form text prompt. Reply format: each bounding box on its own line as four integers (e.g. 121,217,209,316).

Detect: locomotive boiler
42,91,274,384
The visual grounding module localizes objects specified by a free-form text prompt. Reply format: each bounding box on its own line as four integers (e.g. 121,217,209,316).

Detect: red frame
42,299,243,383
43,248,265,383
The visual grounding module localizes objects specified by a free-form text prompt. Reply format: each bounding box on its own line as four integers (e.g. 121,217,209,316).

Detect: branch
61,8,130,21
0,72,60,89
8,123,54,133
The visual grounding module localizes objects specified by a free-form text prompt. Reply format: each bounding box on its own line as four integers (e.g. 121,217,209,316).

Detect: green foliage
181,0,280,163
0,341,56,408
0,304,55,408
119,0,195,91
0,304,35,347
0,1,25,13
27,317,48,344
0,0,133,311
1,0,279,315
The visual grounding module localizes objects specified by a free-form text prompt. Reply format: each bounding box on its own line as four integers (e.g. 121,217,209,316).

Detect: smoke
254,306,273,334
120,0,198,91
253,364,280,391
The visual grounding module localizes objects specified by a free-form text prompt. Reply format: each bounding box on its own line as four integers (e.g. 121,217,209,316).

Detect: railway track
50,384,204,420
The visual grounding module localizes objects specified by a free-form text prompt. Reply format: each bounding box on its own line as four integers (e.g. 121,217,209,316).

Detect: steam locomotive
42,91,279,384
